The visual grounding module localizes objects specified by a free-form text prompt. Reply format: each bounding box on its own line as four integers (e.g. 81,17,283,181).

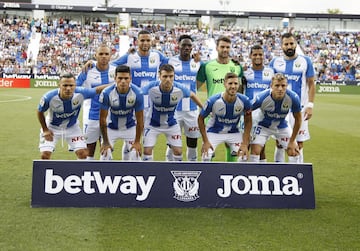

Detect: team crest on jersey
191,62,197,69
150,56,156,64
39,97,45,107
171,95,178,102
235,105,242,113
282,102,289,110
171,171,201,202
72,99,79,106
128,97,135,104
295,62,301,68
230,66,235,73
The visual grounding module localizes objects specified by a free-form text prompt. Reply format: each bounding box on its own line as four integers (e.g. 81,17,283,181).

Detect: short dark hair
224,72,239,81
115,65,131,74
159,64,174,73
272,73,287,82
138,30,151,37
216,35,231,46
250,44,263,54
59,72,75,80
281,32,295,40
178,34,193,43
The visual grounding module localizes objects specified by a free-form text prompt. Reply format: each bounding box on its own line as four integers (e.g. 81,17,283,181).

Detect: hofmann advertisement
31,161,316,209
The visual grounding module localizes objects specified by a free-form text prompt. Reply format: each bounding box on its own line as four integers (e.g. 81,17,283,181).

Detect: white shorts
105,126,136,149
39,122,87,153
175,110,200,138
288,110,310,142
207,132,243,155
251,125,292,149
84,119,101,144
143,124,182,148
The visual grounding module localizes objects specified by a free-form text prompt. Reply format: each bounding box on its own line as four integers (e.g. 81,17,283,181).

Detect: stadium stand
0,14,359,80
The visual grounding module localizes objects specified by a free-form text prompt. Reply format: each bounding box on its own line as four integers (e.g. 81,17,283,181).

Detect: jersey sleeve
291,93,302,113
141,81,158,95
199,97,214,118
99,90,110,110
133,86,144,112
76,87,97,99
305,56,315,78
241,94,252,112
251,94,262,111
174,82,191,98
111,54,128,67
238,64,244,78
159,51,168,66
38,95,49,112
76,71,87,87
196,62,207,83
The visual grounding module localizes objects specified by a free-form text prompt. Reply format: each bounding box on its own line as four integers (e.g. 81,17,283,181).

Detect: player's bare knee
41,151,51,160
143,147,153,156
297,142,304,149
75,149,88,159
172,147,182,156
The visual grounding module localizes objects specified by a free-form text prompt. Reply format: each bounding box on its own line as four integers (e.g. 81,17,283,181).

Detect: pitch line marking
0,94,32,103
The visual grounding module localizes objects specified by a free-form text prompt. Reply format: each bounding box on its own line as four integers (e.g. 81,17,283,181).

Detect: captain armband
306,102,314,109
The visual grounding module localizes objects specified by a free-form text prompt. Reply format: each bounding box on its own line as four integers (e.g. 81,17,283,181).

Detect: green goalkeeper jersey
197,59,243,97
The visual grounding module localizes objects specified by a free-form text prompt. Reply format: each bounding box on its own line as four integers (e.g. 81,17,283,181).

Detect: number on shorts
254,126,262,135
144,128,151,136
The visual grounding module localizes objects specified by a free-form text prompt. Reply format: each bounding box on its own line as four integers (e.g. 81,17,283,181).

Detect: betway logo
133,71,156,78
217,117,239,124
110,108,133,116
175,75,196,82
265,112,287,119
284,74,300,82
247,82,269,89
217,174,303,197
154,105,176,112
44,169,155,201
212,78,224,84
55,110,78,119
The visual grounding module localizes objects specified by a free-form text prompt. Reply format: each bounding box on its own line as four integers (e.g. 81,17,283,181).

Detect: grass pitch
0,88,359,250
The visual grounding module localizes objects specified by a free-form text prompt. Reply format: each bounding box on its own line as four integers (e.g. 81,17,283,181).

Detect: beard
284,48,296,57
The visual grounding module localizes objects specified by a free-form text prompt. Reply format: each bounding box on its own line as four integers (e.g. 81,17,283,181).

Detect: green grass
0,88,359,250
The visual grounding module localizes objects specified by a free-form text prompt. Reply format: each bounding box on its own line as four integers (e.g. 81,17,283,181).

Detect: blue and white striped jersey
167,56,201,111
252,89,301,129
243,66,274,101
99,84,144,130
38,87,97,128
142,81,191,127
76,65,116,120
269,55,315,106
200,93,251,134
111,51,167,88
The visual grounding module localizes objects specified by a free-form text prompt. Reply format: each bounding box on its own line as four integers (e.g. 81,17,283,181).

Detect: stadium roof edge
1,3,360,19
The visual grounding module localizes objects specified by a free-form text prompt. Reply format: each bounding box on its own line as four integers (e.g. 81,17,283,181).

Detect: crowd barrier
1,74,360,93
